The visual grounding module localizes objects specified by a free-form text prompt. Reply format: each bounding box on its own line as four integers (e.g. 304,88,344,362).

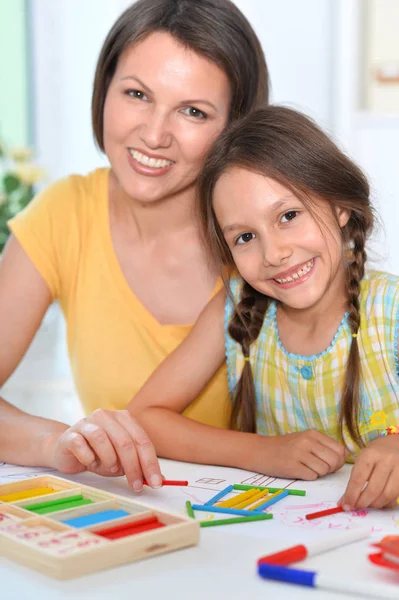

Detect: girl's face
213,168,350,313
103,31,231,204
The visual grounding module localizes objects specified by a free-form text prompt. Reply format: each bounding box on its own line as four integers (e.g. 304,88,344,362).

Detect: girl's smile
270,257,315,288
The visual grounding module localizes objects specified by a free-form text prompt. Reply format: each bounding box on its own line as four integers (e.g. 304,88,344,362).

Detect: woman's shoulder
39,167,109,208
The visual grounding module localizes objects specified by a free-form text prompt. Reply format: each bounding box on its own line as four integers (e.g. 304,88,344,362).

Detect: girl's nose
262,237,292,267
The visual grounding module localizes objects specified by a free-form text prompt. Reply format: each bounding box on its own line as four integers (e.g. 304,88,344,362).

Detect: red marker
143,479,188,487
305,505,344,520
257,528,370,566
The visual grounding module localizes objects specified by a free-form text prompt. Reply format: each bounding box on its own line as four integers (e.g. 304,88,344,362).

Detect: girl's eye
182,107,207,119
125,89,148,100
236,232,255,245
281,210,299,223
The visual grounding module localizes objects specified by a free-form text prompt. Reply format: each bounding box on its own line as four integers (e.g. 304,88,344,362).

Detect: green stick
185,500,195,519
199,513,273,528
25,494,84,511
233,484,306,496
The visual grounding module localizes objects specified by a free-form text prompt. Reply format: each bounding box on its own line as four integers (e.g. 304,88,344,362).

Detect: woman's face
103,31,231,204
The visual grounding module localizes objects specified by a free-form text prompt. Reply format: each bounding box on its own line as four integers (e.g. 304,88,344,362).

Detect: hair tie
380,426,399,437
352,333,358,338
244,357,250,362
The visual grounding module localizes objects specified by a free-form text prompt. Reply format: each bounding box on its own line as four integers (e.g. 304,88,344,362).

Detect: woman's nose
139,110,172,149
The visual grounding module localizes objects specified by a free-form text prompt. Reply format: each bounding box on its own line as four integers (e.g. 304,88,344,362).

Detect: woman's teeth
129,149,173,168
275,259,314,283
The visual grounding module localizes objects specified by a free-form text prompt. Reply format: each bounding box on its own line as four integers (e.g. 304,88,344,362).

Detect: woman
0,0,269,490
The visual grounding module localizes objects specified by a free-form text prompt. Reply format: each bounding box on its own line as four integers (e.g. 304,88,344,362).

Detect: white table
1,460,399,600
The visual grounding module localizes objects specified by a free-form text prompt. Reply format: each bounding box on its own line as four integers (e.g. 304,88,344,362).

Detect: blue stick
191,504,273,517
203,485,234,506
253,489,289,512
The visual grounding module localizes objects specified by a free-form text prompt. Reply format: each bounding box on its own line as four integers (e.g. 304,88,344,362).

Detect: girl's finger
369,471,399,509
355,463,392,509
340,456,374,509
115,411,162,489
302,451,331,477
312,443,346,473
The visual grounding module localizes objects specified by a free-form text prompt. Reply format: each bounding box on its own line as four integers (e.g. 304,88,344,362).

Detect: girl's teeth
129,149,173,168
275,259,314,283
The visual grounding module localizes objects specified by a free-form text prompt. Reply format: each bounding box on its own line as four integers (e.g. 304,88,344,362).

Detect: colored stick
33,498,93,515
191,504,273,518
62,509,130,528
234,484,306,496
143,479,188,486
185,501,195,519
216,488,261,508
204,485,234,506
305,506,344,520
24,494,84,512
0,487,55,502
199,513,273,528
103,522,164,540
234,488,270,509
95,516,159,537
253,489,289,512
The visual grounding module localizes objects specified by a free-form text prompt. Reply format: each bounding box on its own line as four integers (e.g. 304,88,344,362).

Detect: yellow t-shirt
8,168,230,427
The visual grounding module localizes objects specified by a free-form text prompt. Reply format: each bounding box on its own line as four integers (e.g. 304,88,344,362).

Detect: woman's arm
0,235,67,465
0,236,162,490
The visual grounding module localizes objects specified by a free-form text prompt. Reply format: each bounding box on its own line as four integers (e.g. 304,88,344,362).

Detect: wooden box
0,474,199,579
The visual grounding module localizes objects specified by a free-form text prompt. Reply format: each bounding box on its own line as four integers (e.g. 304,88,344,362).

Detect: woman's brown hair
92,0,269,150
198,105,375,447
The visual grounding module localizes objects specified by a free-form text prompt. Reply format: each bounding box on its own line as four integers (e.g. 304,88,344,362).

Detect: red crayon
143,479,188,487
305,506,344,520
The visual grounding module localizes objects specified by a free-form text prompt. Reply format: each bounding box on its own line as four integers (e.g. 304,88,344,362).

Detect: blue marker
258,563,398,599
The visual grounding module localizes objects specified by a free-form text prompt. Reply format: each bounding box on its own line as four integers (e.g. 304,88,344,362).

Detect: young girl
131,106,399,510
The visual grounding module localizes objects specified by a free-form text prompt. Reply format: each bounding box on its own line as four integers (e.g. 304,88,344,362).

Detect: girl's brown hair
198,105,375,447
92,0,269,150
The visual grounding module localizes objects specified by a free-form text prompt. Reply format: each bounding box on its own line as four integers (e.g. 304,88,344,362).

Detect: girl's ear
336,207,350,228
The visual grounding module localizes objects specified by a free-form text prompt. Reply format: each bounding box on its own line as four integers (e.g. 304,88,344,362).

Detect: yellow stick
216,488,261,508
0,487,54,503
234,488,270,509
250,489,283,511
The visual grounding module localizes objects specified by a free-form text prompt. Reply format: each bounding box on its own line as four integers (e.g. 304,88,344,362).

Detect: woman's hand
49,409,163,491
256,430,347,480
340,435,399,510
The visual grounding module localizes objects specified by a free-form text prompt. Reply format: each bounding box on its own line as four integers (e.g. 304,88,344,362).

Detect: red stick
143,479,188,487
95,516,158,537
305,506,344,520
102,522,164,540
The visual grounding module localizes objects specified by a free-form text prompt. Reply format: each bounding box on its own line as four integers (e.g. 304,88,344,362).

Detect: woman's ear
337,207,350,228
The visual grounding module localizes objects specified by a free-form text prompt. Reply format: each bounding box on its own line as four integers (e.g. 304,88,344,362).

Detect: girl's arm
130,290,348,477
130,289,261,469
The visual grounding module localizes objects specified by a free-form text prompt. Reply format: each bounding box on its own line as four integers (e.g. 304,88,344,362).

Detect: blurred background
1,0,398,424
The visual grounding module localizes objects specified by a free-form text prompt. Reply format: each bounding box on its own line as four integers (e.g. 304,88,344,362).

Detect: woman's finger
115,411,162,489
73,420,119,472
59,430,96,469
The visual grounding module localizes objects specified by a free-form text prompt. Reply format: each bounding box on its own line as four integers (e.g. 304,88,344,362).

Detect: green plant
0,141,45,253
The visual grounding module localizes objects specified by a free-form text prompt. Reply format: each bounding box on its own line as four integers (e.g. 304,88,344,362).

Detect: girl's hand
50,409,163,491
258,430,347,480
340,435,399,510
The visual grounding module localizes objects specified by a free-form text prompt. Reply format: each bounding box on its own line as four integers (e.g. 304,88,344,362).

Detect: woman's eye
281,210,299,223
125,89,147,100
182,107,207,119
236,232,254,245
